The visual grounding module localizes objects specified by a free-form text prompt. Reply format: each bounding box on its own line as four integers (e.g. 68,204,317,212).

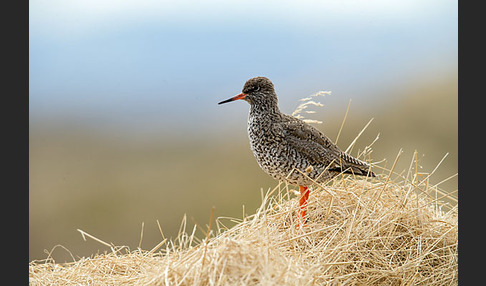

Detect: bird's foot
296,214,309,228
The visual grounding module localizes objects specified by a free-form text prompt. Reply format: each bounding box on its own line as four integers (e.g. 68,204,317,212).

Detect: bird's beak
218,93,247,105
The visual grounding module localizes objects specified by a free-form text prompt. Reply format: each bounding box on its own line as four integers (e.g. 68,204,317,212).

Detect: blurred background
29,0,457,262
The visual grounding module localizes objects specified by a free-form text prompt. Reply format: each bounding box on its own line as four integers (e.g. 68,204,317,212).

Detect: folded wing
279,114,375,177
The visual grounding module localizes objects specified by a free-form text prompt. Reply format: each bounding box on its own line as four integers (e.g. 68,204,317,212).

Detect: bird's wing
277,115,341,166
278,114,374,176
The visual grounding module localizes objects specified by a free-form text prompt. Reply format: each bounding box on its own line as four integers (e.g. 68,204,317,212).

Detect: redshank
218,77,375,221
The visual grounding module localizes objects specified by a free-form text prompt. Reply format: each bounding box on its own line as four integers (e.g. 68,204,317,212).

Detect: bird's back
248,110,374,185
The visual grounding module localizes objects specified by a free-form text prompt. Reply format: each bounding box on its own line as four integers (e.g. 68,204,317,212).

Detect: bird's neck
249,103,280,118
248,94,280,118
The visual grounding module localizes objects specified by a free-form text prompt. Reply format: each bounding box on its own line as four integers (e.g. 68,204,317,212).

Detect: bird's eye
254,86,261,92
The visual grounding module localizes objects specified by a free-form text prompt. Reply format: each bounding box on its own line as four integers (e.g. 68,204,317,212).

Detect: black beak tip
218,98,232,105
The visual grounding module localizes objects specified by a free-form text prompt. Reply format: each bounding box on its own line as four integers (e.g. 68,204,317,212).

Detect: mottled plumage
219,76,375,220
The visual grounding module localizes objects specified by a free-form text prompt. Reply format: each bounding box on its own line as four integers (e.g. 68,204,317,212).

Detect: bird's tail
330,165,376,177
332,152,376,177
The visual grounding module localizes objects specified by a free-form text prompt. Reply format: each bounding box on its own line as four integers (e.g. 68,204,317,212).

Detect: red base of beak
218,93,247,105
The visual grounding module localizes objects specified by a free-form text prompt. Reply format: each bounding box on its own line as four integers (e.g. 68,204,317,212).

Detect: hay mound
30,174,458,285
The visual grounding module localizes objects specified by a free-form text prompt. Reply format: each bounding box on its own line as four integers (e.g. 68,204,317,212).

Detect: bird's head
218,76,277,107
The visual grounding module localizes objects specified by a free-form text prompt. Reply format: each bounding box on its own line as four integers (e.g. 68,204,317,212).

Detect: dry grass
29,158,458,285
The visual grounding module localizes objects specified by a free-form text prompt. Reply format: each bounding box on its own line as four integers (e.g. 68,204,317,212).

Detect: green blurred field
29,74,457,262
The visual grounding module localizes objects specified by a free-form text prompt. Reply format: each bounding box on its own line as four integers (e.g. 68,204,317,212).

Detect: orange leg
299,185,310,221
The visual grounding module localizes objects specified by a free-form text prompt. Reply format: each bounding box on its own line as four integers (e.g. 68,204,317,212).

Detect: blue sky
29,0,457,134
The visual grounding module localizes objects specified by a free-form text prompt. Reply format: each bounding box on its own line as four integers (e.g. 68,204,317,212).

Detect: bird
218,76,375,222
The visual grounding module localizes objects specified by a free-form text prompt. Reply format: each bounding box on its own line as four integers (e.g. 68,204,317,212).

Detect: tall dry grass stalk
291,90,331,125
